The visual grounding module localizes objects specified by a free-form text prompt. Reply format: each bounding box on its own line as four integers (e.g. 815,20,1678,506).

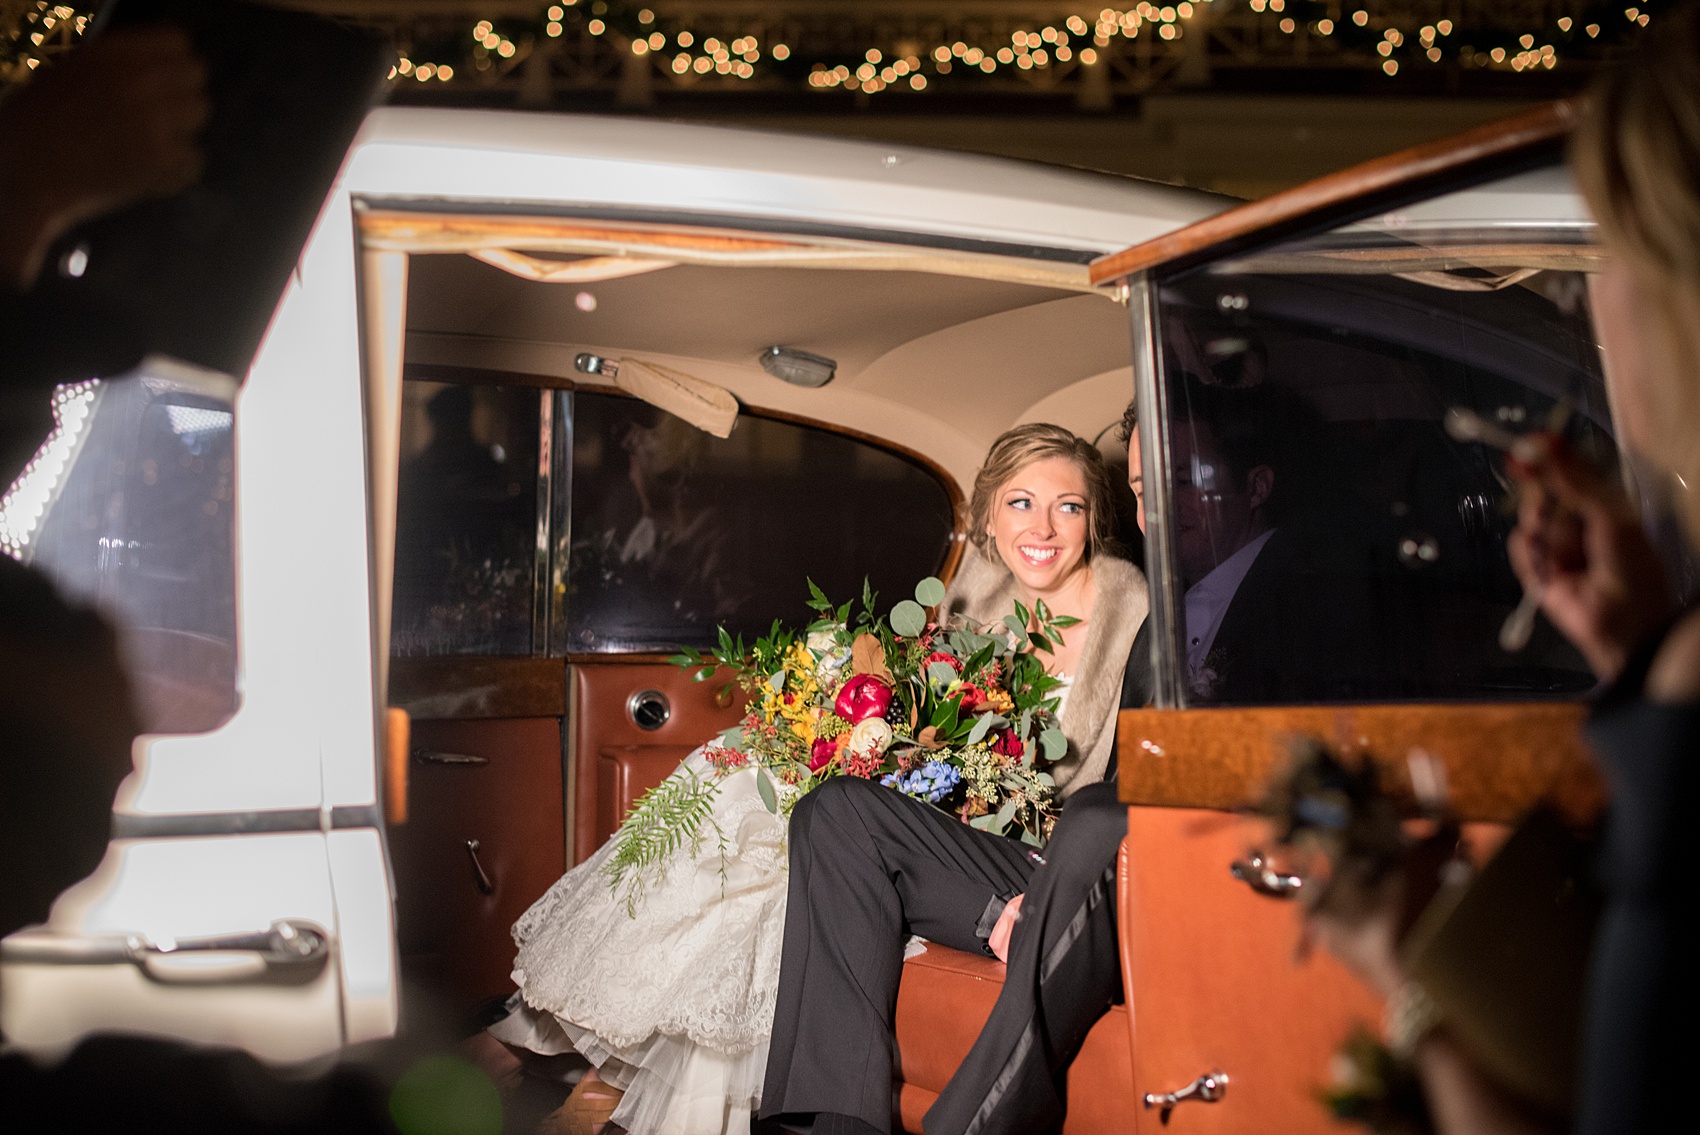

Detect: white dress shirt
1183,528,1275,688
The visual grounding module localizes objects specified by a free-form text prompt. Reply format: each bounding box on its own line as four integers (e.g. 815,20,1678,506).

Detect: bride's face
986,456,1091,596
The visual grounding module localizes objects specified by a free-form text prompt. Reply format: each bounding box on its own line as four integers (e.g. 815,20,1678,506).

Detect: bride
474,423,1148,1135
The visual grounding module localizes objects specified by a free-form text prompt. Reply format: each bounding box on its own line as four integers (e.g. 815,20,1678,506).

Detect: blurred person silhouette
1309,10,1700,1135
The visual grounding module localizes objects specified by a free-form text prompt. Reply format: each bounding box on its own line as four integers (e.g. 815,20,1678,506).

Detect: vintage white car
2,101,1627,1132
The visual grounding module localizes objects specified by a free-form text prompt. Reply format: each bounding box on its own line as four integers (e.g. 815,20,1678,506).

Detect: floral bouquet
605,577,1077,907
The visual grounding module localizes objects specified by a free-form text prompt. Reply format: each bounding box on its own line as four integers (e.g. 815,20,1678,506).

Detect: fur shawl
939,549,1149,796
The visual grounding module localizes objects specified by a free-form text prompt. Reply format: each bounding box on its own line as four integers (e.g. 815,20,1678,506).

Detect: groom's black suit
760,630,1150,1135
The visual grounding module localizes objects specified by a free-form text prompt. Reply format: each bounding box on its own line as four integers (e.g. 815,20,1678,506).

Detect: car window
1,367,239,733
391,381,543,657
1152,164,1612,704
560,391,956,652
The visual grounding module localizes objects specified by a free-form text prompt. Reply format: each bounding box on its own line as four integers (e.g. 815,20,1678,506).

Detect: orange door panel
390,716,565,1006
1121,806,1378,1134
570,661,748,865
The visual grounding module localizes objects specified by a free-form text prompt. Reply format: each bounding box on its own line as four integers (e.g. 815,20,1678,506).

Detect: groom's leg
923,782,1127,1135
761,777,1035,1135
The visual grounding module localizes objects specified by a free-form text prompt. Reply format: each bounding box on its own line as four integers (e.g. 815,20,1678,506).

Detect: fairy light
1,381,100,562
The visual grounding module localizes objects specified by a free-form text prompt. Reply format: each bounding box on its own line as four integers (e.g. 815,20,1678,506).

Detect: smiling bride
469,423,1148,1135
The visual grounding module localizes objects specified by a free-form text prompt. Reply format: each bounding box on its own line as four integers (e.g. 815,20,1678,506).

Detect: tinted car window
392,381,542,656
561,391,956,652
1154,167,1612,704
2,368,238,733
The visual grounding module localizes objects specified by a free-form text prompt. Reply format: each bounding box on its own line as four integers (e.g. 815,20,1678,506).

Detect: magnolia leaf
914,576,946,607
1039,728,1067,763
968,813,999,831
916,725,943,749
928,661,958,687
851,632,894,683
891,599,927,638
755,769,778,814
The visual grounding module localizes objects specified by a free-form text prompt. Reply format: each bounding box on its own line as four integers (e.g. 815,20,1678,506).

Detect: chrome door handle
1143,1069,1228,1125
413,749,489,766
1230,850,1303,898
466,839,496,895
1,919,329,984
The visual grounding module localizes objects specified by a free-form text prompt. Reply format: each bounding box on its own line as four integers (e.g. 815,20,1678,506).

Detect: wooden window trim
1090,100,1579,286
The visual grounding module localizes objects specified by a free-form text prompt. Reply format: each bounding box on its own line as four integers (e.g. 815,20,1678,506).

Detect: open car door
1,8,393,1060
1096,103,1620,1132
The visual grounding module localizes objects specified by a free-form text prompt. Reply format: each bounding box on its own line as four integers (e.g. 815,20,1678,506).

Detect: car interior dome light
759,345,837,388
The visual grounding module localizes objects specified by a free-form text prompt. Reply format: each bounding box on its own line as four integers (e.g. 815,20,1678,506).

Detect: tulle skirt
489,748,789,1135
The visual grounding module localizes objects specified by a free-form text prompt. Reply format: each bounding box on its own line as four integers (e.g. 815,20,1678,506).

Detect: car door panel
569,661,747,866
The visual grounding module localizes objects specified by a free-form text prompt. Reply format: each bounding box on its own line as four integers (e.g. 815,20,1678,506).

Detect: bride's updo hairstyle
1572,4,1700,542
966,422,1119,562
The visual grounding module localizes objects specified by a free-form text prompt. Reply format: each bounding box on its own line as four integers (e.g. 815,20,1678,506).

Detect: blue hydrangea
883,760,961,804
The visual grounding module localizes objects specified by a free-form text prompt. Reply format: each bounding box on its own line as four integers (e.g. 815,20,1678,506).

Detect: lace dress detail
490,747,789,1135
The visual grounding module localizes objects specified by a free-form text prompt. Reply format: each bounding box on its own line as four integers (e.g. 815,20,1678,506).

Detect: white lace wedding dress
489,747,790,1135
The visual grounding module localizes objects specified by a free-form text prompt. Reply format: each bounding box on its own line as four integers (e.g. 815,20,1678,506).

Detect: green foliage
603,769,721,916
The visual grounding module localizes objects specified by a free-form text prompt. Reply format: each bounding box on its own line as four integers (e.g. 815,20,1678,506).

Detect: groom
758,401,1158,1135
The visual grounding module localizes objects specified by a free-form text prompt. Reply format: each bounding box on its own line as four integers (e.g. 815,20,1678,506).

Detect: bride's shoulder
1089,555,1148,605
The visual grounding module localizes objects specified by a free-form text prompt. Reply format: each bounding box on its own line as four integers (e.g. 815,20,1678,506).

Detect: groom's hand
988,894,1024,963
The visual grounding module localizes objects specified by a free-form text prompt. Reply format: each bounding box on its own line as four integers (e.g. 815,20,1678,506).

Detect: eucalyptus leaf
1003,614,1026,639
914,576,946,606
928,661,958,687
769,671,787,694
891,599,927,637
967,814,999,831
1022,738,1036,768
994,798,1019,829
1019,708,1032,739
720,727,745,748
966,713,994,745
1034,771,1055,787
1020,827,1042,847
755,769,778,814
1039,728,1067,763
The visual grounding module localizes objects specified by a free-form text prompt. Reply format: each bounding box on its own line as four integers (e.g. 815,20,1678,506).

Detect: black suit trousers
760,777,1126,1135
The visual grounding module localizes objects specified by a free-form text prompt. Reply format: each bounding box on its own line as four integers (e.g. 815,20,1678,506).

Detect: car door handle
1230,850,1303,898
1,919,330,984
413,749,489,766
1143,1070,1228,1125
465,839,496,895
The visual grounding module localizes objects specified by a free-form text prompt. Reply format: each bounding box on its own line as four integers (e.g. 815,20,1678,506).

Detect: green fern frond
603,769,721,916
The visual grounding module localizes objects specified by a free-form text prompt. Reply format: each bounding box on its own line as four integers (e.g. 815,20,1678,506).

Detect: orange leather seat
894,928,1135,1135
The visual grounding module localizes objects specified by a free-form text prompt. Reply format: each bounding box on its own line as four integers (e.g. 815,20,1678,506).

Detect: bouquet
605,577,1077,909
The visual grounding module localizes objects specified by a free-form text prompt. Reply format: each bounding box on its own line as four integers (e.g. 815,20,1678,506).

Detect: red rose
992,729,1023,758
809,736,841,772
924,651,962,671
954,682,984,711
835,674,893,723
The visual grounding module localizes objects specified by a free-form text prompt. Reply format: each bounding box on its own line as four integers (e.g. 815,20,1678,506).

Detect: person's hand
988,893,1023,963
0,25,208,293
1505,434,1672,683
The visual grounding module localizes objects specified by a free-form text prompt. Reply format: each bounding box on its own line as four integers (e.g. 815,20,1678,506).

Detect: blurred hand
0,25,208,293
1506,434,1672,683
988,892,1023,963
